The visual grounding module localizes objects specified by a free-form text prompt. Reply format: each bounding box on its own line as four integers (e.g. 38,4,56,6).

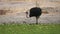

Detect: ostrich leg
36,16,39,24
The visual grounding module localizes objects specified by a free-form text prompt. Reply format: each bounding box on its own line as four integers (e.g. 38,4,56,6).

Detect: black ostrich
26,7,42,24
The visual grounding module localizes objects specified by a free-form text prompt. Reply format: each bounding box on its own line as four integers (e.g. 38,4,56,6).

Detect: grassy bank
0,23,60,34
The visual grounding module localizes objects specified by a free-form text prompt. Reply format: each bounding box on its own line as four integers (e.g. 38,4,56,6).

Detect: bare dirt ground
0,12,60,24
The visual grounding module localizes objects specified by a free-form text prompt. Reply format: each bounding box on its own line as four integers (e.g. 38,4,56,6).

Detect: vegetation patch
0,23,60,34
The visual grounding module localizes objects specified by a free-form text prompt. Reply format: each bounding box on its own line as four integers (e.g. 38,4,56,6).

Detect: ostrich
25,0,42,24
26,7,42,24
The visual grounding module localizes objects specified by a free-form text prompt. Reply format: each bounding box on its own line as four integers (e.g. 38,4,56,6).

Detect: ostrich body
26,7,42,24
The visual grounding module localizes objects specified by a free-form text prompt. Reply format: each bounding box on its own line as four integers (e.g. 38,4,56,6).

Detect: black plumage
29,7,42,17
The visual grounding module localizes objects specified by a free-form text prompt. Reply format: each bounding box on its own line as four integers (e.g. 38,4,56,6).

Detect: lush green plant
0,24,60,34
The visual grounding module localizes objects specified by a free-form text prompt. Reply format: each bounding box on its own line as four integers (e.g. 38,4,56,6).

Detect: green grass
0,23,60,34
